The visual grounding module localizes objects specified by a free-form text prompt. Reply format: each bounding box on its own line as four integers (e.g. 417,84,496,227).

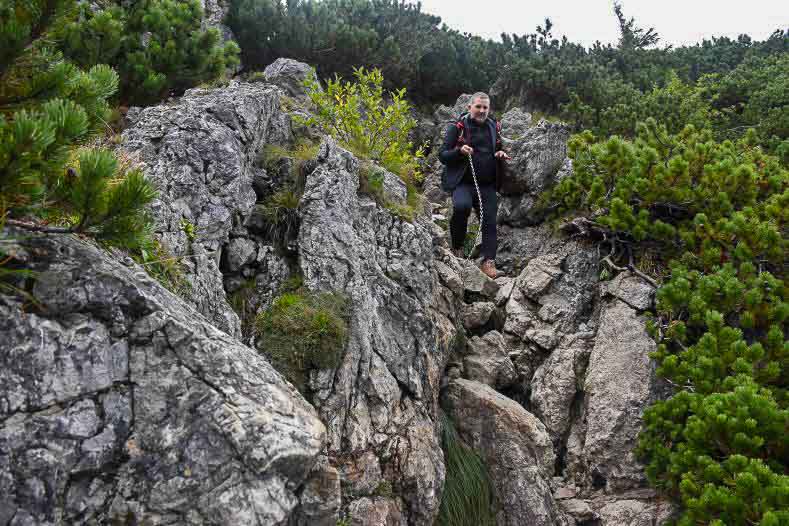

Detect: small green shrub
180,218,196,242
255,288,349,392
301,66,425,222
438,414,496,526
373,480,393,498
548,119,788,525
260,188,300,246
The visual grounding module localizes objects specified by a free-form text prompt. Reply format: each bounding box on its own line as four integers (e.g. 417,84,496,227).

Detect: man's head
468,92,490,123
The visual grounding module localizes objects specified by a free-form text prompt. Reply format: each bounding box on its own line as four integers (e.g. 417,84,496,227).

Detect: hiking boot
480,259,497,279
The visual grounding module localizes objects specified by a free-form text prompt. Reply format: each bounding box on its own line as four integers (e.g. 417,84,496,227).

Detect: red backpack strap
455,119,466,146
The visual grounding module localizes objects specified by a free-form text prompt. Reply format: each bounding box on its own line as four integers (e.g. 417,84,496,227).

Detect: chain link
467,154,483,258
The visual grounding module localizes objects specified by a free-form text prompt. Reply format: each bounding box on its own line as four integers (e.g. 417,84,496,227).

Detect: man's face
469,97,490,123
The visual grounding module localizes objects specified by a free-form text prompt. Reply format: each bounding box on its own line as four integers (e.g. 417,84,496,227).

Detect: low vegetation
548,120,788,525
437,414,496,526
254,284,350,393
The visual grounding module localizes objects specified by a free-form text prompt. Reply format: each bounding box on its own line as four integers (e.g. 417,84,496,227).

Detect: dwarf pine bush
1,0,156,250
548,119,788,525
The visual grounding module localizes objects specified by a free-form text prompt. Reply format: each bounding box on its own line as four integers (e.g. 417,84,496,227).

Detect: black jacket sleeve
438,124,462,166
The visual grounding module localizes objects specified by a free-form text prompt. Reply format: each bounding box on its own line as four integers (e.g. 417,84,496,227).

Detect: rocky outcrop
2,62,676,526
263,58,320,99
567,298,658,492
297,138,446,524
122,80,291,338
426,94,673,525
0,232,324,525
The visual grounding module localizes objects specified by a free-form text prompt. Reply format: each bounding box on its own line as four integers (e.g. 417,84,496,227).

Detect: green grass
133,238,190,297
358,161,424,223
255,288,349,393
227,278,258,339
437,414,497,526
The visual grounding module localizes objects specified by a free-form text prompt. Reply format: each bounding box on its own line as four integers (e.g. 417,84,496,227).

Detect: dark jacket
438,115,507,192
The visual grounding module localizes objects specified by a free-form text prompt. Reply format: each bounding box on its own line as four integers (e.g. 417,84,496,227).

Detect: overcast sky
417,0,788,48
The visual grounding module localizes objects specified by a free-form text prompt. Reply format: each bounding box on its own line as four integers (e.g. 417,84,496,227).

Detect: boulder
601,271,656,311
297,138,444,523
530,346,579,443
263,58,319,99
443,379,571,526
463,331,518,389
499,120,570,196
122,80,292,338
461,301,496,329
577,300,657,491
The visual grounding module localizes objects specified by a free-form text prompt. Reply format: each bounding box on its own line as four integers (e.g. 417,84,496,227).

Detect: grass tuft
437,414,496,526
255,287,349,393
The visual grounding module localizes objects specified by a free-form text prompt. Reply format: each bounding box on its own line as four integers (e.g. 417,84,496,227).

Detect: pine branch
5,218,75,233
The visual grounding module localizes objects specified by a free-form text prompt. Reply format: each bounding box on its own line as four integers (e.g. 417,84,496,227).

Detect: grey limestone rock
289,456,342,526
443,379,571,526
264,58,319,99
122,80,292,338
499,120,570,196
0,232,325,525
516,253,564,300
461,301,496,329
601,271,656,311
347,497,406,526
500,107,533,139
574,300,658,491
463,331,518,389
298,138,445,524
462,262,500,299
530,346,580,444
593,498,676,526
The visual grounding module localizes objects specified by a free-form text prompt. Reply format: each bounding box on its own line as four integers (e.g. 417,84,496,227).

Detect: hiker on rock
439,92,510,279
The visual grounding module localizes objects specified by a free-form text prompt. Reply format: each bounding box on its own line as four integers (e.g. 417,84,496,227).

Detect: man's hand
460,145,474,156
495,151,511,160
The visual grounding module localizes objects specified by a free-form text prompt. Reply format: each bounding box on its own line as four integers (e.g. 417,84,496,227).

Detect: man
438,92,510,279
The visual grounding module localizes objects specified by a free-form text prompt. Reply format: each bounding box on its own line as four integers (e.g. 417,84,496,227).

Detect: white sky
417,0,788,48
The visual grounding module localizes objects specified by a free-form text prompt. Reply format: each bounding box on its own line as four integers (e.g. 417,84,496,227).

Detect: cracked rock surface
122,80,291,338
297,138,446,524
0,232,324,525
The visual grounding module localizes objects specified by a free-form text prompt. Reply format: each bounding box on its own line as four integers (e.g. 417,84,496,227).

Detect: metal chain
467,154,483,257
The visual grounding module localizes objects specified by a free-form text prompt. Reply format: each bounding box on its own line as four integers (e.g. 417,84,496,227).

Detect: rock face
2,62,675,526
424,96,673,524
569,299,658,491
297,138,446,524
263,58,320,99
122,80,291,338
443,380,571,526
0,232,324,525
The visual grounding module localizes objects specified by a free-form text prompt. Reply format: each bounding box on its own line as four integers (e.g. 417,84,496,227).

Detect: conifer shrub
1,0,156,251
437,414,496,526
254,287,349,392
58,0,239,105
301,67,425,221
548,120,788,525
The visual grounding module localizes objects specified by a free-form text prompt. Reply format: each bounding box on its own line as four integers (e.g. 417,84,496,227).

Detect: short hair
469,92,490,105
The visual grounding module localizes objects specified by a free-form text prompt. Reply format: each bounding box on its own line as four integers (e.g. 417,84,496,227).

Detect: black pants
450,183,497,261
